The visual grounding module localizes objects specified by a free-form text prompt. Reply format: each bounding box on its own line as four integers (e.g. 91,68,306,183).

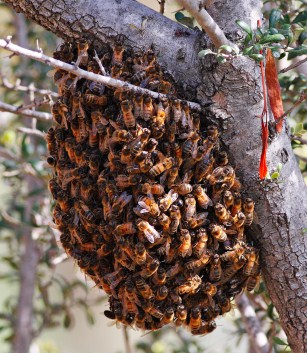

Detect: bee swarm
47,40,260,335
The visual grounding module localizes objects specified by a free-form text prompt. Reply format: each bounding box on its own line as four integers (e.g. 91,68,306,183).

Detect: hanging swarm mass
47,39,260,335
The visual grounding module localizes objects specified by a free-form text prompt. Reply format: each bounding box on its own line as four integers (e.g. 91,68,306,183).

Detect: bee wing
138,201,150,212
170,192,178,203
148,225,160,240
144,230,155,243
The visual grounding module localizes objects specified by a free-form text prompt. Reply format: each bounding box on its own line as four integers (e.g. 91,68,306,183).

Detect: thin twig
0,75,58,97
291,135,307,145
0,37,201,111
17,127,45,138
93,50,107,76
176,0,237,50
122,326,133,353
235,293,270,353
158,0,166,14
0,146,21,162
0,100,52,121
16,96,50,112
278,57,307,74
275,91,307,124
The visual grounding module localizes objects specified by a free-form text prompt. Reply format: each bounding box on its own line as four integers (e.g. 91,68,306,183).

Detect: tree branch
0,38,201,111
0,100,52,121
235,294,270,353
0,75,58,97
17,127,45,138
275,91,307,124
278,57,307,74
176,0,238,50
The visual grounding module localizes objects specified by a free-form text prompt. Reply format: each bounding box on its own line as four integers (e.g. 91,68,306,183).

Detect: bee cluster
47,40,260,335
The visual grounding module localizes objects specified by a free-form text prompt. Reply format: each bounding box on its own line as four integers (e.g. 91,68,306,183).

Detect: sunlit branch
0,75,58,97
0,37,201,111
235,294,270,353
279,57,307,74
17,127,45,138
275,91,307,124
176,0,237,50
0,100,52,121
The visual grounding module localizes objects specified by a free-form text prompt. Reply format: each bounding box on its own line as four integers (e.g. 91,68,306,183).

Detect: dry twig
0,100,52,121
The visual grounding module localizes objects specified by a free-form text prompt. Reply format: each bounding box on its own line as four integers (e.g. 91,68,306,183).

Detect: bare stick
176,0,237,50
158,0,166,14
279,57,307,74
0,75,58,97
275,91,307,124
0,37,201,111
16,96,50,112
0,100,52,121
122,326,133,353
17,127,45,138
93,50,107,76
0,146,21,162
235,294,270,353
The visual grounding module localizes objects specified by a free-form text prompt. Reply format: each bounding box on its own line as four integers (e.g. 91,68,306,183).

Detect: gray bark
2,1,307,353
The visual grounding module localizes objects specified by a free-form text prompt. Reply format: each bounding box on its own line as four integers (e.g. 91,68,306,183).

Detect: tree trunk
3,1,307,352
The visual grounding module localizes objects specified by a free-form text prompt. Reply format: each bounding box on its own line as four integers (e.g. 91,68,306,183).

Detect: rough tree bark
2,1,307,353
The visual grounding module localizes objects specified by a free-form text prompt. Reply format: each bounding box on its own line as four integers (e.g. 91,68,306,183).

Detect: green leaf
272,337,288,346
288,45,307,59
249,54,264,61
243,46,254,55
236,20,252,35
298,31,307,45
174,12,185,21
254,43,264,52
271,171,280,179
277,163,283,172
175,12,194,28
269,9,282,28
293,11,307,24
259,34,285,43
268,28,279,35
198,49,214,58
271,50,280,58
216,55,227,64
219,44,234,53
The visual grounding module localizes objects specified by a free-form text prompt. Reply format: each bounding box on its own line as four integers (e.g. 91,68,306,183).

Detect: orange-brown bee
209,254,222,282
193,185,212,209
121,100,136,129
135,276,153,299
136,219,160,243
76,40,89,67
143,95,154,121
115,222,136,236
184,195,196,221
193,228,208,258
178,229,192,258
186,253,211,271
243,198,254,226
112,41,124,64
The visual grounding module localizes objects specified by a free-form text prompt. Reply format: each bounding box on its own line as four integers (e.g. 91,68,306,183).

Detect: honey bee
193,185,212,209
184,195,196,221
246,274,260,292
207,125,219,141
244,249,259,276
182,132,200,157
187,212,209,229
158,189,178,212
209,254,222,282
155,285,168,301
138,195,160,217
104,268,128,290
46,128,57,156
83,93,108,106
134,242,148,265
112,41,124,64
186,252,210,270
162,307,174,325
141,299,164,319
169,205,181,234
115,174,141,188
216,151,229,166
134,276,153,299
231,192,242,216
48,177,60,200
143,49,156,67
138,258,160,278
167,167,179,188
173,183,193,195
121,100,135,129
152,267,166,285
210,224,227,242
172,99,182,123
192,321,216,336
181,146,205,175
136,219,160,243
144,138,158,153
178,229,192,257
189,307,201,331
243,198,254,226
111,129,132,143
135,310,146,330
140,183,165,196
214,203,232,225
56,190,71,212
143,95,154,121
114,222,136,236
175,304,187,327
193,228,208,258
111,62,123,78
219,257,246,285
195,155,215,183
76,40,89,67
223,190,234,209
113,192,133,215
